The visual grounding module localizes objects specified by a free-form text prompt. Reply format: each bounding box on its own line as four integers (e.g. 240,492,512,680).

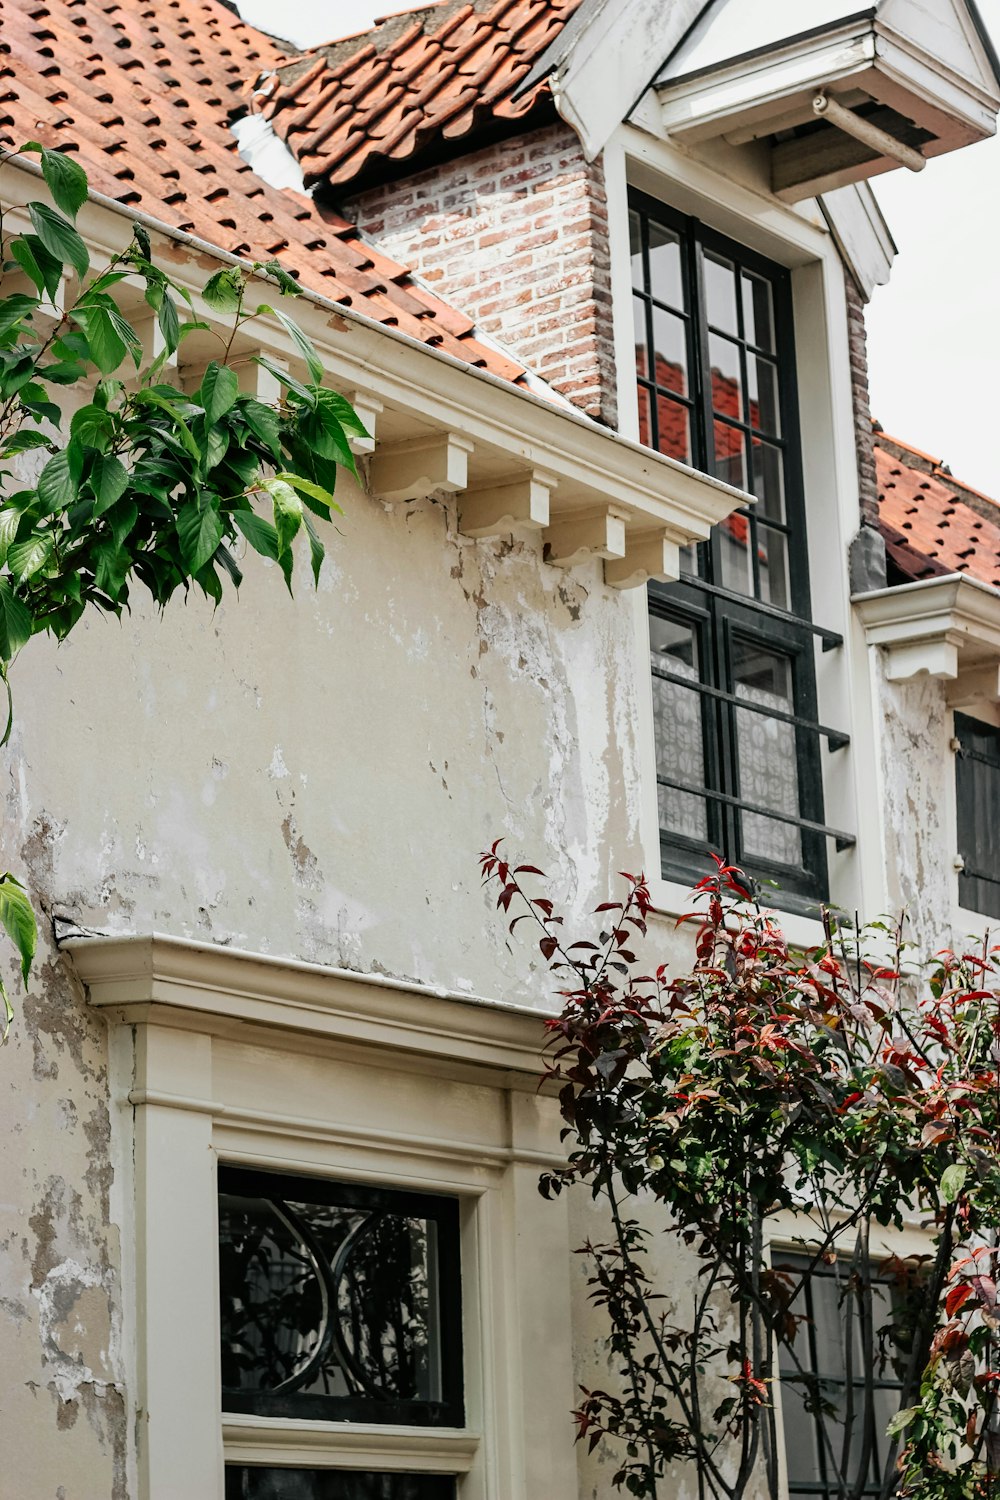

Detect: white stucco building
2,0,1000,1496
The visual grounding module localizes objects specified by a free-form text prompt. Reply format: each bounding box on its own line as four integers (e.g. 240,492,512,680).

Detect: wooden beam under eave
370,434,473,503
604,530,679,590
544,509,628,568
459,473,554,539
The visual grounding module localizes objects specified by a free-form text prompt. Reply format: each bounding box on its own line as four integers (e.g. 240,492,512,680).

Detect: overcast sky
238,0,1000,496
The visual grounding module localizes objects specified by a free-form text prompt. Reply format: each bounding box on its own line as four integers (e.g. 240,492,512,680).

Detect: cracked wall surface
0,469,648,1496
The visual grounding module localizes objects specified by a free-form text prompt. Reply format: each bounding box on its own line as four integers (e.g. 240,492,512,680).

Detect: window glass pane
712,420,746,491
742,271,775,352
733,642,802,868
650,614,709,842
703,249,738,334
637,383,654,449
752,439,786,524
955,714,1000,918
718,510,753,598
225,1470,456,1500
629,209,644,288
708,333,742,424
747,355,780,436
219,1171,460,1425
651,306,688,397
633,296,648,379
780,1380,823,1488
655,394,691,465
758,524,789,610
648,219,684,309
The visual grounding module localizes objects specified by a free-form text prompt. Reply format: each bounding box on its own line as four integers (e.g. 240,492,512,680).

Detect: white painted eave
853,574,1000,690
2,155,747,587
819,180,896,298
65,930,552,1084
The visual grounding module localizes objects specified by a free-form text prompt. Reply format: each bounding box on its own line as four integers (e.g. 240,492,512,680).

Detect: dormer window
631,191,845,909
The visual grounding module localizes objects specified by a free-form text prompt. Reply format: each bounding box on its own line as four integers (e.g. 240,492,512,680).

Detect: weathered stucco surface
0,472,650,1495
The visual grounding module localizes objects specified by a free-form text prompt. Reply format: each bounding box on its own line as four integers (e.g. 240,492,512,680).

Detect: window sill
647,875,827,952
222,1415,479,1473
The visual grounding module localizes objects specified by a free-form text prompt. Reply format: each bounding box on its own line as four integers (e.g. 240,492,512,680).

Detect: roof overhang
2,157,745,592
854,575,1000,704
656,2,1000,201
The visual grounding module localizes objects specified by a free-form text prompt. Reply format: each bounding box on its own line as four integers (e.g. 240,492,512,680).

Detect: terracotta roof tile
875,430,1000,589
0,0,528,382
251,0,581,190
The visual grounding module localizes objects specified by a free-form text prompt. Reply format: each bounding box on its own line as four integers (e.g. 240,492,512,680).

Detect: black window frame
774,1253,912,1500
218,1164,465,1429
954,710,1000,918
631,188,846,910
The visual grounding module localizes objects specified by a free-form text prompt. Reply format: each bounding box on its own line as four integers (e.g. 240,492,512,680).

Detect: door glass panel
629,209,643,288
647,219,684,309
732,642,802,867
649,614,709,842
651,306,688,396
633,296,648,379
757,524,789,610
747,355,780,436
712,420,746,491
718,510,753,598
702,249,738,334
655,394,691,464
225,1470,456,1500
742,271,775,352
752,439,786,524
708,333,742,423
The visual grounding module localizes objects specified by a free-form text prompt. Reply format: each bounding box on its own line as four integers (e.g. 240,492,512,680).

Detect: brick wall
346,123,617,426
844,269,880,528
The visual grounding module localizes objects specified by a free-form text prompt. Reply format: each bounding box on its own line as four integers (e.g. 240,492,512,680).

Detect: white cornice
65,932,552,1085
853,574,1000,685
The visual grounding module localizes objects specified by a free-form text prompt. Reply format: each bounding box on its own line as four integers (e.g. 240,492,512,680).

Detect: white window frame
600,120,886,942
69,934,578,1500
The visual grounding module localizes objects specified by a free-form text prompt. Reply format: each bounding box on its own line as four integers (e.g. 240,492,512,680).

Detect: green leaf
202,267,244,313
262,476,303,555
254,355,315,407
70,304,127,374
213,542,243,590
941,1163,967,1203
0,871,36,986
131,388,201,463
258,259,301,297
89,454,129,514
70,403,115,448
37,445,82,511
240,399,281,455
199,362,239,426
259,304,324,384
886,1407,920,1439
0,507,24,567
176,496,224,574
7,532,54,582
2,431,52,457
315,387,369,439
275,471,342,521
303,512,325,587
28,202,89,280
132,222,151,260
0,294,41,338
233,509,279,560
10,236,63,303
157,292,180,355
22,143,88,220
0,578,32,661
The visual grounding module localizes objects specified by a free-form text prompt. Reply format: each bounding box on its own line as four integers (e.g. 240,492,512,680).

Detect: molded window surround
67,934,577,1500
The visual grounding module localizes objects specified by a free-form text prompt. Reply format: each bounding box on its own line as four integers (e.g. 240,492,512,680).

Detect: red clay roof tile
0,0,528,382
250,0,581,190
875,431,1000,589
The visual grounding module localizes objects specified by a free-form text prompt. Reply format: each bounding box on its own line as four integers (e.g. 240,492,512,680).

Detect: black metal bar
674,574,843,650
656,774,856,850
651,663,850,750
957,863,1000,888
954,743,1000,770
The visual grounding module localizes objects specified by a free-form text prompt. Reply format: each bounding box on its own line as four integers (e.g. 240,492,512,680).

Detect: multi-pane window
631,190,844,906
776,1255,913,1500
219,1166,463,1498
954,711,1000,917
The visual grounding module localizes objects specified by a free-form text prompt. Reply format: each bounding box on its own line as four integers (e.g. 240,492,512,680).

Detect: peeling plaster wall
0,471,650,1496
